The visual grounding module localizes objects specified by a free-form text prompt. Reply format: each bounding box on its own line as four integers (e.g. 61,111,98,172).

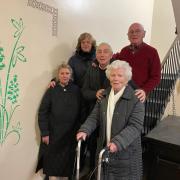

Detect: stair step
157,78,176,89
148,88,171,100
143,116,161,134
145,101,165,115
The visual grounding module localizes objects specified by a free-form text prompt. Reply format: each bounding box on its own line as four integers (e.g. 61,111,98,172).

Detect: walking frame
76,139,109,180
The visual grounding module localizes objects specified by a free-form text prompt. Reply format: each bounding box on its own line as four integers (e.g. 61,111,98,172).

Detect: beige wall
0,1,60,180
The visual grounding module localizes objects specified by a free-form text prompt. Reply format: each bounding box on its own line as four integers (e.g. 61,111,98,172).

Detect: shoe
79,174,89,180
80,172,95,180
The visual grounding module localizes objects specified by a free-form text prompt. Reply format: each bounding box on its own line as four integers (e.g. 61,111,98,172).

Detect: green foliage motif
0,18,26,145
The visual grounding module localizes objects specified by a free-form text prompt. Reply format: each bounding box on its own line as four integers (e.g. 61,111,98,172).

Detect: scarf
106,86,126,144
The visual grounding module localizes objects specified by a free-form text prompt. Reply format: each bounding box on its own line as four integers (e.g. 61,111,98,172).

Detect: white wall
151,0,176,60
55,0,154,53
171,0,180,35
0,0,155,180
151,0,180,116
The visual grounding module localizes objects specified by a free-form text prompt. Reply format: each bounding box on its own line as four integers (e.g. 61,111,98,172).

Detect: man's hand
96,89,105,100
135,89,146,103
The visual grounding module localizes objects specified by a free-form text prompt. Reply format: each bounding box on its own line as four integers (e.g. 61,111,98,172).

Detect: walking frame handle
76,139,82,180
97,147,109,180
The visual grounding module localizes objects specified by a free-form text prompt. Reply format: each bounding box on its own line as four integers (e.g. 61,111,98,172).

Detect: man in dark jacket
82,42,113,112
81,42,112,177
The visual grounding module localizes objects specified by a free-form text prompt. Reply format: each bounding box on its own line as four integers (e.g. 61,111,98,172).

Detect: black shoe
80,174,89,180
80,172,95,180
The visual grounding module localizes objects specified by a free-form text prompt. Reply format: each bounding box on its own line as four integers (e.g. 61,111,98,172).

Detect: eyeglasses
128,30,144,35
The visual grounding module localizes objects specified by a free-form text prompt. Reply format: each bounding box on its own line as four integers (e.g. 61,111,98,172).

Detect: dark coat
79,85,145,180
68,49,96,88
36,83,81,177
82,64,110,113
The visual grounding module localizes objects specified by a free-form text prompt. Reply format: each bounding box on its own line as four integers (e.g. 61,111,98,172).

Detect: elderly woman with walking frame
76,60,145,180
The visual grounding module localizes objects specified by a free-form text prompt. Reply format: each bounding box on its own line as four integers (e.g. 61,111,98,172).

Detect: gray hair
106,60,132,81
57,62,73,78
96,42,113,53
128,22,145,31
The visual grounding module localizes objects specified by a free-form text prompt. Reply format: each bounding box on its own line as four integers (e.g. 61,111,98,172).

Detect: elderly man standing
82,42,112,108
113,23,161,102
81,43,112,178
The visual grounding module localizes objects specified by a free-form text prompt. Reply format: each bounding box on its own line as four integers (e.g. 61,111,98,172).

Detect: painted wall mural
0,18,27,145
27,0,58,36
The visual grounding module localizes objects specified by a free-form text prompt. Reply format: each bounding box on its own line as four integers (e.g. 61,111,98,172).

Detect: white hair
106,60,132,81
96,42,113,53
129,22,145,31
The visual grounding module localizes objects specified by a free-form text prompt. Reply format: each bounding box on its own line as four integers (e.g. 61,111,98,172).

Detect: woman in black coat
68,32,96,88
50,33,96,89
36,63,81,180
48,33,96,178
81,43,112,173
49,33,96,124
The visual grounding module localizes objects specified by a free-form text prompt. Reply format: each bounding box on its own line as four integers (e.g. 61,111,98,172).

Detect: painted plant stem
3,30,23,110
0,18,26,145
0,53,4,144
1,31,22,143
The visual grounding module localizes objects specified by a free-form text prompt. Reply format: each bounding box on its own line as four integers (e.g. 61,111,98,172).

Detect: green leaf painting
0,48,5,70
0,18,27,145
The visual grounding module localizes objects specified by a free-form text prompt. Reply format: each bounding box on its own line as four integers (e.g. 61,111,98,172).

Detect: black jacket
82,64,110,113
68,48,96,88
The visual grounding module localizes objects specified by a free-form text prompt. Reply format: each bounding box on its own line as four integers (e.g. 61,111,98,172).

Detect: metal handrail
143,36,180,135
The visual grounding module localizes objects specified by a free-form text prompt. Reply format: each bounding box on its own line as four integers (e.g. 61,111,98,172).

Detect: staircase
143,36,180,135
